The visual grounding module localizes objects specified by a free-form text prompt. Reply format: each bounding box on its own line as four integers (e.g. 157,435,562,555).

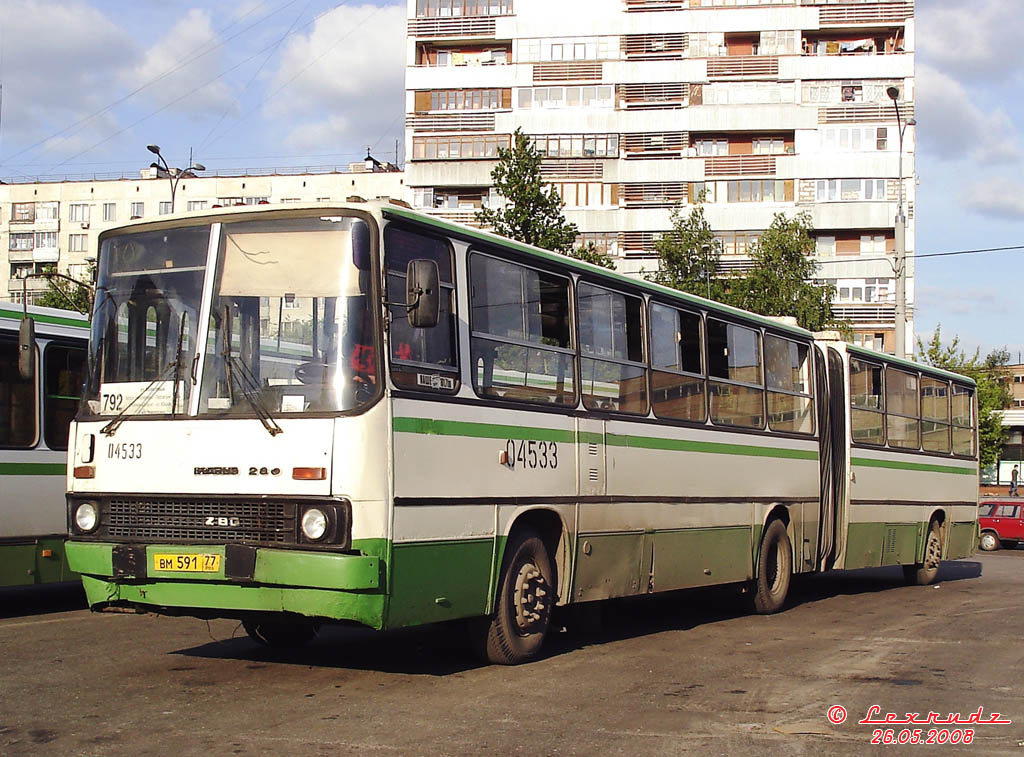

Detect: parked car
978,499,1024,551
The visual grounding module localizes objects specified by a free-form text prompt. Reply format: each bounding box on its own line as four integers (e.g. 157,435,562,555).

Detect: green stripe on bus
393,417,576,443
0,462,65,476
0,307,89,330
851,456,975,476
393,417,815,461
606,433,817,460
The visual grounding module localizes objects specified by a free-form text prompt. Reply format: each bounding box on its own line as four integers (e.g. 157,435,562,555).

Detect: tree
572,242,616,270
917,326,1010,469
476,128,579,254
35,265,93,315
733,212,838,332
648,200,730,301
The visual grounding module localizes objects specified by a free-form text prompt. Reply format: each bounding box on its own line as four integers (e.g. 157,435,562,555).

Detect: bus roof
0,301,89,333
846,343,976,386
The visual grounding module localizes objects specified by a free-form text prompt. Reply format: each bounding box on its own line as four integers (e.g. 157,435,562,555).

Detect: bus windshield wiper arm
219,305,282,437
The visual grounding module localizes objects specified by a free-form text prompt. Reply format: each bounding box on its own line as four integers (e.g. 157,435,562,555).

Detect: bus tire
978,531,999,552
752,519,792,615
243,615,319,648
478,528,554,665
904,521,942,586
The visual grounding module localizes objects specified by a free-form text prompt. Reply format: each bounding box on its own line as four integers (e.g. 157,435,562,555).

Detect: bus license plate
152,553,222,573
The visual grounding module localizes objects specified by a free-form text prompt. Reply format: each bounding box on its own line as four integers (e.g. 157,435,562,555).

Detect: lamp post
146,144,205,213
701,242,713,299
886,87,915,358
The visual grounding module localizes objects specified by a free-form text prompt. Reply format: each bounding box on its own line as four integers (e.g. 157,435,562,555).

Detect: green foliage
733,212,838,332
476,128,579,254
916,325,1011,468
570,242,616,270
648,202,730,301
35,266,93,315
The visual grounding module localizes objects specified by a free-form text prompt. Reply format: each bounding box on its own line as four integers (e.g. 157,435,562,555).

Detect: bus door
816,346,848,571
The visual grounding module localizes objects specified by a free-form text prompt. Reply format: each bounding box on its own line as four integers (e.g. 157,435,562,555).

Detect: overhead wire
1,0,302,168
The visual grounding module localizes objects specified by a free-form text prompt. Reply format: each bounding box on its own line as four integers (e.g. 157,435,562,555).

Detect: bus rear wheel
752,519,792,614
243,614,320,648
904,521,943,586
477,528,554,665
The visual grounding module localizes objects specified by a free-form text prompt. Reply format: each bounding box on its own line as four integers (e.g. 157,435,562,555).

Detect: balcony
8,277,50,295
540,160,604,180
704,155,777,177
622,33,688,60
707,56,779,80
815,1,913,26
408,17,497,39
624,0,684,11
831,304,896,323
819,103,914,124
533,63,603,82
423,208,485,227
406,112,498,132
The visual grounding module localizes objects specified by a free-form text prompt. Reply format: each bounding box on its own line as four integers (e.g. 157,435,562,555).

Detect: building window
69,234,88,253
9,233,34,251
130,202,144,218
37,202,59,221
575,232,618,258
517,86,613,109
695,138,728,156
415,0,514,18
726,179,794,203
815,179,887,202
69,203,90,224
517,37,617,63
548,182,615,208
717,230,761,256
34,231,57,249
533,134,618,158
103,203,116,222
752,137,785,155
186,200,208,211
412,134,511,160
159,201,172,215
417,88,508,111
11,202,35,223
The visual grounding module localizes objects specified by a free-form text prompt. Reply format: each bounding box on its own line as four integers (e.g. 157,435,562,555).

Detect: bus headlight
74,502,99,533
301,507,328,541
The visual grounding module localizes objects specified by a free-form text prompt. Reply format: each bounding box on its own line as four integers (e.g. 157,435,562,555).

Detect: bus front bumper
66,541,385,628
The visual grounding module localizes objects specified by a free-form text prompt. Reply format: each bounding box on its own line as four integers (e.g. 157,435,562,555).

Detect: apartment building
1,164,404,304
404,0,916,352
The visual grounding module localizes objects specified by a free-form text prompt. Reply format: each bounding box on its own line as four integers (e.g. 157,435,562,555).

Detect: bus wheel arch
499,508,568,609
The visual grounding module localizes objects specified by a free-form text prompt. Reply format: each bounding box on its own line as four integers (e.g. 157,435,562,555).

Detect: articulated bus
56,202,978,663
2,302,88,587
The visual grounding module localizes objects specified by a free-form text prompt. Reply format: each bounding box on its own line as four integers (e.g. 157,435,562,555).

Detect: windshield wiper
219,305,283,437
101,313,190,437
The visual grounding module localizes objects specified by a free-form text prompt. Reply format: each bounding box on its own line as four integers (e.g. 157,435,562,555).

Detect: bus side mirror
18,317,36,381
407,259,439,329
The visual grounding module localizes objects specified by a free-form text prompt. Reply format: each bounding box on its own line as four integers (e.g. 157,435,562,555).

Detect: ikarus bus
58,202,979,663
2,302,87,586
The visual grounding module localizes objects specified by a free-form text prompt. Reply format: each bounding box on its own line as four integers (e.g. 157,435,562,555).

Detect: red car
978,499,1024,551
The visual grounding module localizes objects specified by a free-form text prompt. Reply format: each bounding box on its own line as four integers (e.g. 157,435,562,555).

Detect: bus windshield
198,215,378,416
82,213,380,419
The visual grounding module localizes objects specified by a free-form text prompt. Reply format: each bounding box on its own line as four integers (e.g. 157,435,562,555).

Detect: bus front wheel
477,528,554,665
752,519,792,614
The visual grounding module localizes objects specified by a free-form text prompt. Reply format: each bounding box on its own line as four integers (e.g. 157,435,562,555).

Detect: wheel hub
513,563,548,633
925,532,941,568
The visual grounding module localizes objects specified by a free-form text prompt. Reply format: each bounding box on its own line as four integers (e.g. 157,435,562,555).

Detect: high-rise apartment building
404,0,915,353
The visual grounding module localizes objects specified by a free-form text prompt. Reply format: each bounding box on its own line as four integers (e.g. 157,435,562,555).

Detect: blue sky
1,0,1021,361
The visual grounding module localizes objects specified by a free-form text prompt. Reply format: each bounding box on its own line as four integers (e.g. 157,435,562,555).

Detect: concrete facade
404,0,916,352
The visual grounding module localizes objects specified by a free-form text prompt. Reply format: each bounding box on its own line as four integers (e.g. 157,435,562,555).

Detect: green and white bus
2,302,88,587
58,202,978,663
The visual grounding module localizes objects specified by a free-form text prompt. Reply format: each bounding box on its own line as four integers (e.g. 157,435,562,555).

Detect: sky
0,0,1021,361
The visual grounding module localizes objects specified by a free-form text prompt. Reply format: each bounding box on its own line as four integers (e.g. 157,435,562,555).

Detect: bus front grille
104,498,293,544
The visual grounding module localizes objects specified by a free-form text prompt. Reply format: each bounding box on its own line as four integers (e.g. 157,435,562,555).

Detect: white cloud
960,177,1024,221
0,1,138,160
917,0,1024,84
264,3,406,152
917,284,1009,317
916,64,1022,165
123,9,237,117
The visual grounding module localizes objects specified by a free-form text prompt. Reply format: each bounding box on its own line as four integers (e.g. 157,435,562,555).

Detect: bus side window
850,358,884,445
951,384,974,456
649,302,706,422
0,336,37,448
707,319,764,429
764,334,814,434
885,366,920,450
43,343,87,451
384,225,459,391
921,376,950,453
578,282,647,414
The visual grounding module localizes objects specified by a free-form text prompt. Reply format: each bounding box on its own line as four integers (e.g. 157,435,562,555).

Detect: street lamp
886,86,915,358
146,144,206,214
